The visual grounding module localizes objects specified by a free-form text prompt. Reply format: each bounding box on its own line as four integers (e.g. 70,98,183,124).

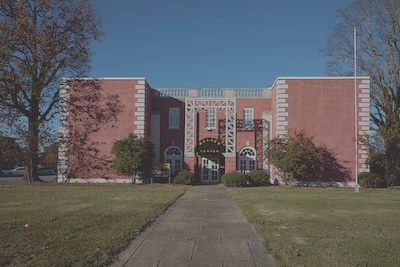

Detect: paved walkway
112,185,275,267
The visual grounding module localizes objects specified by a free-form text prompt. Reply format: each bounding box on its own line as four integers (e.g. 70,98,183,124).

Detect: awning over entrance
195,138,225,155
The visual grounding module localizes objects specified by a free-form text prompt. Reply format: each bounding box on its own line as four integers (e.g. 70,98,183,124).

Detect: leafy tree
322,0,400,186
111,134,155,182
0,0,102,183
0,136,24,170
268,131,324,183
364,132,400,185
40,142,58,169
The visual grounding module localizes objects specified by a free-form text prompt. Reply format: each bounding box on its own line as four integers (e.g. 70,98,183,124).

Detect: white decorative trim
276,94,288,99
360,116,369,121
276,112,288,117
276,103,288,108
58,81,70,181
134,111,145,116
184,98,236,156
275,80,289,138
271,76,370,89
58,178,133,183
133,79,148,136
358,79,370,174
276,80,286,85
276,130,288,135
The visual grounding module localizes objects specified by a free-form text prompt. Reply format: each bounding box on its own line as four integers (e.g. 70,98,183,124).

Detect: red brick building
58,77,370,186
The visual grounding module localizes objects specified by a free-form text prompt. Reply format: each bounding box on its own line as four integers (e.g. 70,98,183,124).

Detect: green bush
173,170,195,185
248,170,271,186
221,172,252,187
359,172,386,188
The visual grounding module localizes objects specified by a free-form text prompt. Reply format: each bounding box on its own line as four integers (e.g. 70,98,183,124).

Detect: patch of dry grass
229,186,400,267
0,183,188,266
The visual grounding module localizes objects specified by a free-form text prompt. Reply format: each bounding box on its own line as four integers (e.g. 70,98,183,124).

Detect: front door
201,157,220,183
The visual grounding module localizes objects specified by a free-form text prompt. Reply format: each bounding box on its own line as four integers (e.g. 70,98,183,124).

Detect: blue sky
89,0,353,88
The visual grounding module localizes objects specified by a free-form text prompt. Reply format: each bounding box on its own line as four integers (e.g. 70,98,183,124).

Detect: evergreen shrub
359,172,386,188
173,170,195,185
248,170,271,186
221,172,252,187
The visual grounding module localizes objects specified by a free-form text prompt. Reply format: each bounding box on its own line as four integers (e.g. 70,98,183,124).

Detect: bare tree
0,0,102,183
322,0,400,185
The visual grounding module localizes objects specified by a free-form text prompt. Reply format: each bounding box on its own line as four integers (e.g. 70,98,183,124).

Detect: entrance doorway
201,157,220,183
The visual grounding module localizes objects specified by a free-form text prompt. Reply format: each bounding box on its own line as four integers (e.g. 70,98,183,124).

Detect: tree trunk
23,116,42,183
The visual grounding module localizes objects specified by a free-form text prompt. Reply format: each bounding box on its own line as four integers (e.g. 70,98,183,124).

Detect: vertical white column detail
358,79,370,173
225,99,236,155
185,99,195,156
58,80,70,182
275,80,289,137
134,79,147,136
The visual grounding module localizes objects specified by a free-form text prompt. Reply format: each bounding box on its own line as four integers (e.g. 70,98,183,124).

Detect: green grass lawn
229,186,400,267
0,183,188,267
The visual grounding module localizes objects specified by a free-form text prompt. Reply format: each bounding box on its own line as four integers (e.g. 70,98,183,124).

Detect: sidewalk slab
112,185,275,267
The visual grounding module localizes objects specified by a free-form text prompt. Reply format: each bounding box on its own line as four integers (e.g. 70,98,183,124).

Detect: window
243,108,254,129
238,147,257,174
206,108,216,128
164,146,182,175
169,107,179,129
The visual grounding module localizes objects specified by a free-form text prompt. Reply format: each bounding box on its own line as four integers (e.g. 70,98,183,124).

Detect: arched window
164,146,182,175
238,147,257,174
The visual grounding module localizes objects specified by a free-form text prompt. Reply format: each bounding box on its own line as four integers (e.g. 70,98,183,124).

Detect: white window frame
206,108,216,128
238,146,257,174
169,107,180,129
164,146,183,175
243,108,254,129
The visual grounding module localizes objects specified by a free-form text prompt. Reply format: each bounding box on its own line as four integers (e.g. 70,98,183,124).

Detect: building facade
58,77,370,185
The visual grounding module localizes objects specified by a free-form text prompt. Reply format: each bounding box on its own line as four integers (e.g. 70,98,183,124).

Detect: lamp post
354,27,360,193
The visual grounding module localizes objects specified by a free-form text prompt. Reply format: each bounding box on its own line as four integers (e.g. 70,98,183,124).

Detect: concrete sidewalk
112,185,275,267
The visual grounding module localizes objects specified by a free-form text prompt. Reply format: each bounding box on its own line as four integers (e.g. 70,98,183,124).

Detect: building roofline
271,76,370,88
62,77,146,81
154,87,270,90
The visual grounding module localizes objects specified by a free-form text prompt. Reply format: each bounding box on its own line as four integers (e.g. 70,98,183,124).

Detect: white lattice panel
184,98,236,156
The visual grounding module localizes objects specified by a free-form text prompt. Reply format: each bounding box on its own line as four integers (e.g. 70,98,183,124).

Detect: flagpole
354,27,359,193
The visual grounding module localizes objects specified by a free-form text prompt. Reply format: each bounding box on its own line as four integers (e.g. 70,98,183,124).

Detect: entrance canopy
195,138,225,155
